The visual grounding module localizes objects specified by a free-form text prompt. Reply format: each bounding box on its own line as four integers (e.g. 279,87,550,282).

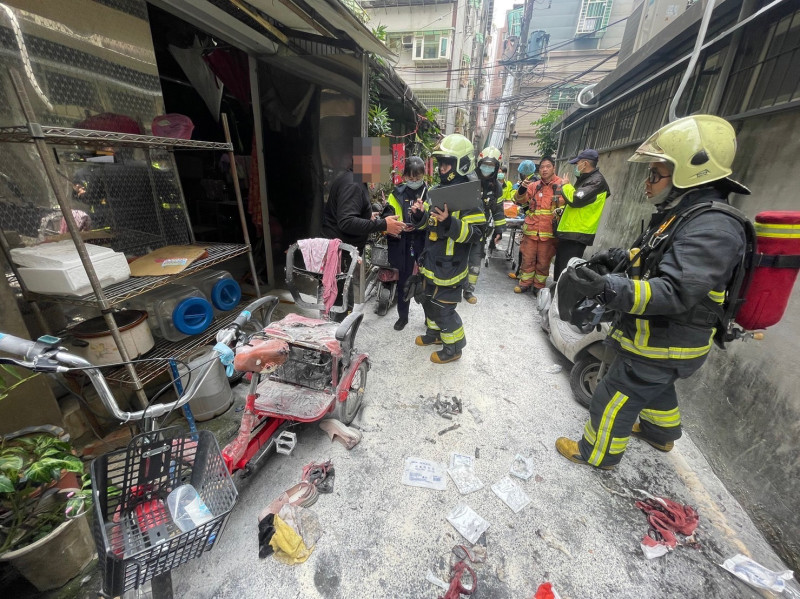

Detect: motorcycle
538,258,615,408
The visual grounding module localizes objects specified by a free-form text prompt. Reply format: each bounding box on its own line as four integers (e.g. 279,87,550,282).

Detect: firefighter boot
431,345,462,364
514,285,532,294
631,423,674,452
463,291,478,304
555,438,615,470
415,335,443,346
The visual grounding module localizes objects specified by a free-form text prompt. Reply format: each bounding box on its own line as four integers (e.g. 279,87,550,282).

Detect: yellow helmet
628,115,737,188
433,134,475,176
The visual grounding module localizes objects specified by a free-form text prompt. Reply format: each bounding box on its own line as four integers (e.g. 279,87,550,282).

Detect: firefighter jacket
603,187,747,376
382,184,427,268
322,170,387,252
500,179,515,202
409,174,487,288
481,178,507,235
557,169,609,245
518,176,564,239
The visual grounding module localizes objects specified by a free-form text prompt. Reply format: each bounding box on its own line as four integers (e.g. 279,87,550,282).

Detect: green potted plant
0,432,96,591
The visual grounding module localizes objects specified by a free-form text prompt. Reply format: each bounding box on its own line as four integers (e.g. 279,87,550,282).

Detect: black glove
403,273,422,303
564,265,609,300
587,248,629,275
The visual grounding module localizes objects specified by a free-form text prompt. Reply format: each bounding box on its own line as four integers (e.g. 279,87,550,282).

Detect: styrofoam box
12,241,130,296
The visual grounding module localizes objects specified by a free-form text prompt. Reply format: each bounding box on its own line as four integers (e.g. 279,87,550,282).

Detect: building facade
495,0,633,171
362,0,493,139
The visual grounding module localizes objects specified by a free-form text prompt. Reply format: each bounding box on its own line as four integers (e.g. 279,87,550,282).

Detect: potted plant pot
0,504,95,591
0,431,96,591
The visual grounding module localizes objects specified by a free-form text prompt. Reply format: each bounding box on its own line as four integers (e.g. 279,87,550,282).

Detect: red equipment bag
736,211,800,330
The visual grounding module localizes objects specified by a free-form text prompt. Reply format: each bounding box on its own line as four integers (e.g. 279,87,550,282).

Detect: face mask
497,172,505,180
480,165,495,178
406,180,424,190
647,185,673,206
573,166,581,177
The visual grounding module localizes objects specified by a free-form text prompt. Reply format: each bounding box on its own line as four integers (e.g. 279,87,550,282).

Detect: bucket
178,347,233,421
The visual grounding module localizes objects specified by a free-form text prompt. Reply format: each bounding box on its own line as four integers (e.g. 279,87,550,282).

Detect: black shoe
394,317,408,331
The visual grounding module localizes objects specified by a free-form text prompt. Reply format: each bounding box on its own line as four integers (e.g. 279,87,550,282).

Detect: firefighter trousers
464,235,486,294
422,285,466,354
578,356,682,468
518,235,557,289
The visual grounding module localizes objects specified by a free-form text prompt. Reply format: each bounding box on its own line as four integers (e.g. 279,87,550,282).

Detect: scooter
367,238,399,316
537,258,615,408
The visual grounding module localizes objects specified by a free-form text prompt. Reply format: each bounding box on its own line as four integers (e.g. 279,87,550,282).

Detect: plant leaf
0,474,13,493
0,454,23,473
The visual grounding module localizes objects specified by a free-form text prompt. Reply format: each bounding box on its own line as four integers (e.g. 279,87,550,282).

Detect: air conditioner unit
402,35,413,48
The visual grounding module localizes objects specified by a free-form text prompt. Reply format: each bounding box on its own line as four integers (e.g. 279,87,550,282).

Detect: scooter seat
260,313,343,356
234,338,290,373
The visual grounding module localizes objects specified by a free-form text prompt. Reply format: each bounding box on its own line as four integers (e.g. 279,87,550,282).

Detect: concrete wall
569,107,800,571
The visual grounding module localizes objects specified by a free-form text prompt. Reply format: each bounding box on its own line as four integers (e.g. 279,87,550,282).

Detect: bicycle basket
90,427,237,596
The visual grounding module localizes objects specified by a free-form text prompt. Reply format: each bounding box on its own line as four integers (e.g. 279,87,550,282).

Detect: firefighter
463,146,507,304
513,157,564,295
381,156,428,331
555,114,749,469
408,134,486,364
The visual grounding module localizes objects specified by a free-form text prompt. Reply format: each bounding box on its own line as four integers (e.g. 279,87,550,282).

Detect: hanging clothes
169,37,223,121
203,47,251,106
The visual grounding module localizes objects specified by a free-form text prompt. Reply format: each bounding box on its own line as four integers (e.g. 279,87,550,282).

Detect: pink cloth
60,210,91,234
298,238,329,272
296,239,342,317
322,238,342,316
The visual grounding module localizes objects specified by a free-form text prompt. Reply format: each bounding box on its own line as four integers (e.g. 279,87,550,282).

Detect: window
386,34,414,54
576,0,613,36
548,88,578,111
415,89,449,114
459,55,471,87
507,8,522,38
413,33,451,61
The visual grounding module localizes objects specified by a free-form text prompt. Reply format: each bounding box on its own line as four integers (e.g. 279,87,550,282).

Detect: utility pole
488,1,533,159
508,0,533,159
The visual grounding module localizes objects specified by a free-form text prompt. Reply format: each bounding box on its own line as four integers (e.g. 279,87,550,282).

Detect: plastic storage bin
126,284,213,341
177,346,233,421
11,241,130,296
181,270,241,313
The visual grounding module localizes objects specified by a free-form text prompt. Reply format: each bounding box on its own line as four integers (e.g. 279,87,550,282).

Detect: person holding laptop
407,134,486,364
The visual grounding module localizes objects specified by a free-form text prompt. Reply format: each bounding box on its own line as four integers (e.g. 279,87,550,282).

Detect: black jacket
604,187,747,376
321,170,386,251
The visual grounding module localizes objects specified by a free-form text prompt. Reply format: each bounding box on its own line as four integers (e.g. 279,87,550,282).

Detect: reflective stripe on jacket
519,176,564,239
604,188,747,375
412,207,487,287
557,169,609,245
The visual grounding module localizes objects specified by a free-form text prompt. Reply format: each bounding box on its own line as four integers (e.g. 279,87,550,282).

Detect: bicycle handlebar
0,296,280,424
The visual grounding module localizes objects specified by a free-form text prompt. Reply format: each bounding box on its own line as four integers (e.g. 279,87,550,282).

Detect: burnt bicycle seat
234,338,290,374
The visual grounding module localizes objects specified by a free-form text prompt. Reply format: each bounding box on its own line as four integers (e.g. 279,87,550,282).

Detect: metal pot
68,310,154,366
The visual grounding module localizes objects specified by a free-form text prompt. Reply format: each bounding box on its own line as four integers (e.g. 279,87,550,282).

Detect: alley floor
166,243,798,599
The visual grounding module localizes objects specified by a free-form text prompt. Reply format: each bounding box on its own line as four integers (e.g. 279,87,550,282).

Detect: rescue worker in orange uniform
513,157,564,294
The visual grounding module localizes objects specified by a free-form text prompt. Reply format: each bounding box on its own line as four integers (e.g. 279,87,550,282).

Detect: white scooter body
538,258,615,407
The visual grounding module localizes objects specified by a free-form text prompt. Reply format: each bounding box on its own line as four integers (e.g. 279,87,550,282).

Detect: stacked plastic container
180,270,242,315
126,284,214,342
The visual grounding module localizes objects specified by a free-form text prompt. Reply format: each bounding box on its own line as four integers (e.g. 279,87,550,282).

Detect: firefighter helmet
628,115,737,188
432,134,475,177
477,146,502,179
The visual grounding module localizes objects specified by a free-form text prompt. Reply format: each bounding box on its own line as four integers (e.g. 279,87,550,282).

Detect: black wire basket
90,427,237,596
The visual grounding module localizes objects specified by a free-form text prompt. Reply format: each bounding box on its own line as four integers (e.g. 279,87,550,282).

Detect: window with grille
576,0,613,36
415,89,449,114
460,55,471,87
721,5,800,117
508,8,522,38
548,88,578,111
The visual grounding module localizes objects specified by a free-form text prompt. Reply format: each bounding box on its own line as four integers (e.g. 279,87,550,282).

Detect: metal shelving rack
0,68,261,407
